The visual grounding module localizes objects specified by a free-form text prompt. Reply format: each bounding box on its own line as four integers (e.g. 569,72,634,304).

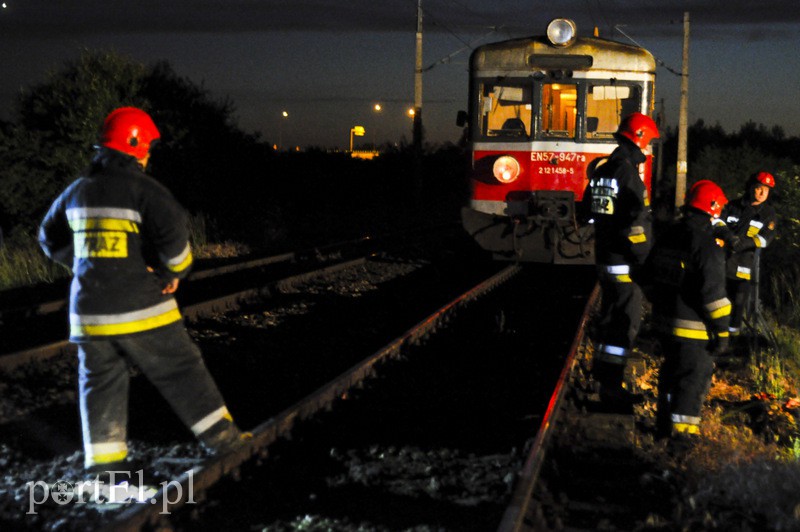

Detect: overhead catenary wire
614,24,682,77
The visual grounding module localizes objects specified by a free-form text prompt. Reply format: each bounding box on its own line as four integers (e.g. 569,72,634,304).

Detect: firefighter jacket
645,209,731,343
584,138,652,268
39,148,194,342
720,197,777,281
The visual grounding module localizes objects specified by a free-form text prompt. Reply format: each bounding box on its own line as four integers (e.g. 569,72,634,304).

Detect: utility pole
675,11,690,210
413,0,423,155
656,98,665,195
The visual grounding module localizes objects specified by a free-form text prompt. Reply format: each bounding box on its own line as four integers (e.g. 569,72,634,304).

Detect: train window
479,83,532,139
542,83,577,138
586,83,642,139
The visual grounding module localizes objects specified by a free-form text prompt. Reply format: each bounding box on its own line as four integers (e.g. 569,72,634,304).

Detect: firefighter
584,112,659,404
645,180,731,442
39,107,246,475
720,171,777,340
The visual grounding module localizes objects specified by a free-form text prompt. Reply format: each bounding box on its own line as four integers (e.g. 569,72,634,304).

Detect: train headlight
493,156,521,184
546,19,577,47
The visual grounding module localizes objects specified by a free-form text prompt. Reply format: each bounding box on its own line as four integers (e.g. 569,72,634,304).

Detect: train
459,18,657,264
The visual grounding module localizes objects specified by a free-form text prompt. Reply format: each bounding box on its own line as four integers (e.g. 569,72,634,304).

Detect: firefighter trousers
726,278,752,335
77,323,235,469
592,266,644,388
657,338,714,435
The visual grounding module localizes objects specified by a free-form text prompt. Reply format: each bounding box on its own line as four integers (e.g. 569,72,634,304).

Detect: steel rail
102,264,521,532
497,283,600,532
0,258,367,373
0,242,353,319
0,222,459,320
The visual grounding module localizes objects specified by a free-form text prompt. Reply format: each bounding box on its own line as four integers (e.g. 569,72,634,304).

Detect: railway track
0,229,620,531
0,224,457,371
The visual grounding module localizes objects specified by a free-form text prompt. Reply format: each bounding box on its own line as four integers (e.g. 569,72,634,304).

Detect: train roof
471,36,656,75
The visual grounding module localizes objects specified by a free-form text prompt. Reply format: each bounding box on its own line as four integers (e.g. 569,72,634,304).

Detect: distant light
281,111,288,118
407,108,415,117
374,104,382,112
2,3,7,8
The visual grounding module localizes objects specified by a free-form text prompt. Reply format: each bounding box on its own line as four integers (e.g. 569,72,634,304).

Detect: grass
0,214,250,292
0,237,67,290
637,317,800,529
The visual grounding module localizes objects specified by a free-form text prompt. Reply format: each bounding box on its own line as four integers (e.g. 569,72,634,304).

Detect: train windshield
586,83,642,139
475,79,642,142
479,83,532,139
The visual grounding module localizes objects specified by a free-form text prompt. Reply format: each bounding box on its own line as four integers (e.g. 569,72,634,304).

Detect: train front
460,19,657,264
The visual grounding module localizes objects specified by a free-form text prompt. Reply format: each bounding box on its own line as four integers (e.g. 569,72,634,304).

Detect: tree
0,50,281,244
0,51,149,230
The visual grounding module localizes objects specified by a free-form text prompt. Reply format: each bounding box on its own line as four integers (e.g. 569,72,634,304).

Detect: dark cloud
2,0,799,39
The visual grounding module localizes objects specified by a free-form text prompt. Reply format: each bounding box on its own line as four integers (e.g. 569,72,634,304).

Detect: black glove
709,334,730,356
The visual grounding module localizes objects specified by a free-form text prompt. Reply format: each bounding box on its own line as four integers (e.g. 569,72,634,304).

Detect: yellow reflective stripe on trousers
602,264,632,283
705,297,732,319
85,441,128,467
191,406,233,436
673,422,701,435
628,226,647,244
709,304,732,319
71,300,182,337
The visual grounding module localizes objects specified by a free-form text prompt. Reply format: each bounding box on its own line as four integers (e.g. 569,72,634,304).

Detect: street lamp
350,126,365,152
372,103,382,149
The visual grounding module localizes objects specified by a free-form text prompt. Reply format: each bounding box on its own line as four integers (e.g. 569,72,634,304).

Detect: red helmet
616,112,659,150
749,171,776,189
687,180,728,218
100,107,160,160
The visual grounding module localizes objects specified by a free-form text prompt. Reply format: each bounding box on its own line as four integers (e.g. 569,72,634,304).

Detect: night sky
1,1,799,150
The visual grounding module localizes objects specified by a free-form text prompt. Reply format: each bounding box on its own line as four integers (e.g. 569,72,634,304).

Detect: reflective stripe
705,297,732,319
603,264,630,275
755,235,767,248
162,243,193,273
628,226,647,245
601,264,632,283
673,327,710,340
191,406,233,436
709,304,732,319
671,318,713,340
599,344,627,356
71,300,182,337
68,218,140,233
596,343,628,365
736,266,751,280
749,220,764,230
671,414,701,425
67,207,142,223
672,318,706,331
85,441,128,467
729,327,740,335
673,422,701,435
